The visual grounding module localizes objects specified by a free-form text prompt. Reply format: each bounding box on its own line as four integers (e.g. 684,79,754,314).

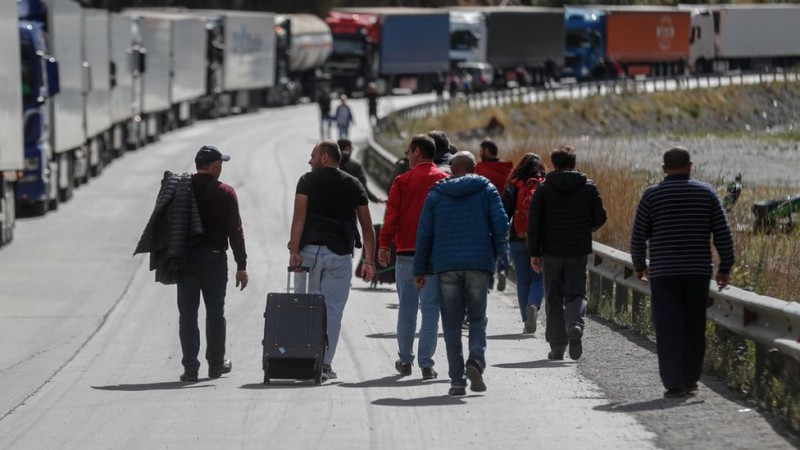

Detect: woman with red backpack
502,153,547,334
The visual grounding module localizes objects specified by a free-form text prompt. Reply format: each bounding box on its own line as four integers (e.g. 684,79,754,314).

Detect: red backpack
512,177,543,238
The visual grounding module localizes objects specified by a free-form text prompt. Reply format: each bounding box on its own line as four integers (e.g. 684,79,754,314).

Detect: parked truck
564,6,691,80
1,0,25,244
451,6,565,86
448,10,486,66
271,13,332,104
326,8,450,94
109,13,147,153
683,4,800,74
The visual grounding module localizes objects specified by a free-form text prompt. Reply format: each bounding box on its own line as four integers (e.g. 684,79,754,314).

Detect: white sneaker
322,364,337,380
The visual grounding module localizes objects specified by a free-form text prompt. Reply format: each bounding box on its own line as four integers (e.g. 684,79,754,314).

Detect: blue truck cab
17,0,60,214
563,8,607,80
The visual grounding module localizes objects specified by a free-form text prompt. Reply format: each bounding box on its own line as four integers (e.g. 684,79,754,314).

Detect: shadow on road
92,381,214,391
372,394,482,407
365,332,444,339
239,381,342,390
486,333,536,341
493,359,574,369
594,397,705,412
339,374,448,389
351,286,396,293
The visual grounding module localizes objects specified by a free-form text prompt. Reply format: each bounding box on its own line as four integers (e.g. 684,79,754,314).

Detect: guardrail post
615,267,632,315
754,342,769,401
588,255,603,313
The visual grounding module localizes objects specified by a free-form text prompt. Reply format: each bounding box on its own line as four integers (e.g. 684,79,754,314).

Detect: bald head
451,151,476,177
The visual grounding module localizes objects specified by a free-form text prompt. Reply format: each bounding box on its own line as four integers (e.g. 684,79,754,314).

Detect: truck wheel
31,201,48,217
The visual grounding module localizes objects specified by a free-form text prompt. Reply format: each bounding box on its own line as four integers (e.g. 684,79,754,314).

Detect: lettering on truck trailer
657,15,676,52
232,25,263,54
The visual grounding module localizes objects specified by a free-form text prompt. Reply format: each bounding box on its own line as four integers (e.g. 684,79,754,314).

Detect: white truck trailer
0,0,24,246
686,4,800,73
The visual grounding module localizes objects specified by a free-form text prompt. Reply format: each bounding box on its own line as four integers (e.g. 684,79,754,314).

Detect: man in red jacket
475,140,513,291
378,135,449,380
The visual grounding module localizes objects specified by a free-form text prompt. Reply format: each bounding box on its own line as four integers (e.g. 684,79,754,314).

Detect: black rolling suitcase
262,266,327,385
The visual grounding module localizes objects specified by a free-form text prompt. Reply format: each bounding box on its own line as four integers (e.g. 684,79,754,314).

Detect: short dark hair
427,130,450,152
409,135,436,160
663,147,691,168
480,140,498,156
337,138,352,152
550,145,576,170
317,140,341,163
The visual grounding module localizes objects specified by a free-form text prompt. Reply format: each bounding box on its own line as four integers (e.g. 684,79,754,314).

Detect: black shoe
179,371,198,382
395,360,412,376
548,344,566,360
685,382,699,393
421,367,438,380
208,359,232,379
465,360,486,392
497,271,507,292
448,386,467,396
567,325,583,360
664,388,690,399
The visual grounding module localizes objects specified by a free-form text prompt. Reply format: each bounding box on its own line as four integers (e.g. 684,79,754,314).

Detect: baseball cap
663,147,691,168
195,145,230,165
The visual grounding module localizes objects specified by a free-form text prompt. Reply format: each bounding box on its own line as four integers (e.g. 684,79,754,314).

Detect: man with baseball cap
631,146,734,398
177,144,248,382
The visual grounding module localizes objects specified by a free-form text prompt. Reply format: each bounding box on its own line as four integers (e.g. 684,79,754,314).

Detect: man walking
631,147,734,398
317,89,331,139
414,152,508,395
333,95,354,139
289,140,376,381
379,135,449,380
528,145,607,361
475,139,513,291
338,138,383,203
180,145,248,382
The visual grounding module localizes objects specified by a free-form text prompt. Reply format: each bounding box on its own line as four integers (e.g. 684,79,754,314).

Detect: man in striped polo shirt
631,147,735,399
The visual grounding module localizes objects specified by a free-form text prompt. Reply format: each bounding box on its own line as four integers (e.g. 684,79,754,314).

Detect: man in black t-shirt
289,140,376,380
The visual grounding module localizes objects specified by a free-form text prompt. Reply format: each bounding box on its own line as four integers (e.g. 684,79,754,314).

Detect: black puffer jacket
134,171,204,284
526,170,607,257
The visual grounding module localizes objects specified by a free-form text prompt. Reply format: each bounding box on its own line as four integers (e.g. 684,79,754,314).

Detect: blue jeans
295,245,353,365
510,240,544,321
438,270,489,387
177,247,228,372
395,255,440,369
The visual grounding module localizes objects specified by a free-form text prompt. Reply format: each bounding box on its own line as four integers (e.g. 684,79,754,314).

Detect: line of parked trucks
3,1,800,247
0,0,334,246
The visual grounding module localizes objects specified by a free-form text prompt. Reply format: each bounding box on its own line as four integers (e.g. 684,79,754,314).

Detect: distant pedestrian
135,145,249,382
502,153,547,334
476,139,513,291
365,82,379,127
338,138,383,203
289,140,376,381
428,129,455,173
318,89,332,139
414,151,508,396
379,135,449,380
631,147,734,399
334,94,354,139
528,145,607,361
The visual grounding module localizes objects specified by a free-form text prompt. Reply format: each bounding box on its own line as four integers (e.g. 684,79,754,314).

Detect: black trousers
542,255,588,347
177,247,228,372
650,275,710,391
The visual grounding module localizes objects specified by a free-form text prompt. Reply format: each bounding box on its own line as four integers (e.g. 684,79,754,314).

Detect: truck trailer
0,0,25,244
271,13,332,104
564,6,691,80
684,4,800,74
326,8,450,94
450,6,564,86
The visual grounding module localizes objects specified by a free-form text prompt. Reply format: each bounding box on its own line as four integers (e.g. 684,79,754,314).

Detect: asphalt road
0,94,797,449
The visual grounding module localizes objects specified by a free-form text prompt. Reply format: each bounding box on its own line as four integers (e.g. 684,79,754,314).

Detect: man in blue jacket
414,151,509,396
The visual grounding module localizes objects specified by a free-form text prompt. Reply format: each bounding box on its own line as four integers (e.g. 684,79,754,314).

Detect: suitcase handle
287,266,311,293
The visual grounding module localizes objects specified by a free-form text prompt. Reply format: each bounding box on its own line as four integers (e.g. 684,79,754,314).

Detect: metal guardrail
364,69,800,421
